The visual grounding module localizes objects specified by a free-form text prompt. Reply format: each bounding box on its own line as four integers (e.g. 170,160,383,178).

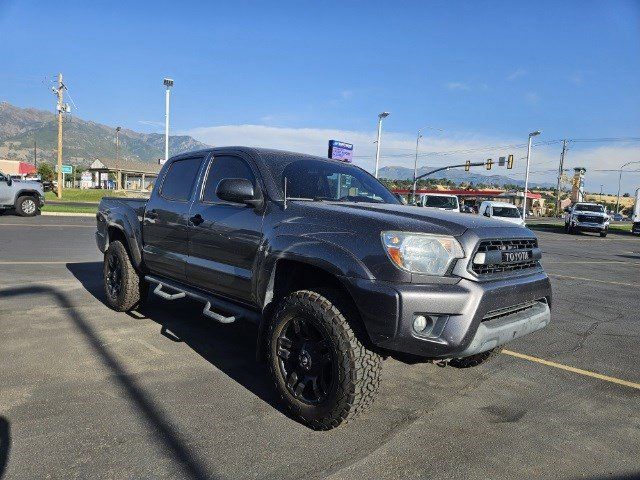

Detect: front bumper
571,221,608,232
38,193,45,207
343,271,552,359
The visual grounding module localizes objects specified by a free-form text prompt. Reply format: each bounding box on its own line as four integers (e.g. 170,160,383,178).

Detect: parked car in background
478,201,525,226
0,170,45,216
564,202,609,237
415,193,460,211
611,213,625,222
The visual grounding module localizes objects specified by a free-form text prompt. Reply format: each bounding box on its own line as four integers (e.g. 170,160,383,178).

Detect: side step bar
144,275,261,325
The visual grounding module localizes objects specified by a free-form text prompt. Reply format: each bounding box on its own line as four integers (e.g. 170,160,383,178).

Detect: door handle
189,214,204,226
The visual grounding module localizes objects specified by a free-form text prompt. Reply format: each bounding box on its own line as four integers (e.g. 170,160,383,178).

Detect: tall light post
412,129,424,202
374,111,390,178
115,126,121,190
615,160,640,214
522,130,541,221
163,77,174,164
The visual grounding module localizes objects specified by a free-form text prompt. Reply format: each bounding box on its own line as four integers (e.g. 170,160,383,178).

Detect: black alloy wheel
105,254,122,300
276,316,335,405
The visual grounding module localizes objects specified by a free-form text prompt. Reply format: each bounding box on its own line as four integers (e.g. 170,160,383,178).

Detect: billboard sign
328,140,353,163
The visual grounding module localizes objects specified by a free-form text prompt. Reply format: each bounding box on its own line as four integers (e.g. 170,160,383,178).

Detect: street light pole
615,161,640,214
163,78,174,164
115,126,121,190
522,130,541,222
374,111,390,178
412,129,423,202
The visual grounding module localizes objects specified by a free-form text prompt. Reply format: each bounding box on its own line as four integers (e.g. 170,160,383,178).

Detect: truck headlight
381,231,464,276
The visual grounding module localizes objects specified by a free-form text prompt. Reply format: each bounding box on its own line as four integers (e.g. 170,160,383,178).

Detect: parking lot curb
41,212,96,218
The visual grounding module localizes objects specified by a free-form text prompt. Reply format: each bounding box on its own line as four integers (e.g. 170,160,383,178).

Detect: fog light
413,315,428,333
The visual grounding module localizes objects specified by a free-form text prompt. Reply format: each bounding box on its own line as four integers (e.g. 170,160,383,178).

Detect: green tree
37,162,54,181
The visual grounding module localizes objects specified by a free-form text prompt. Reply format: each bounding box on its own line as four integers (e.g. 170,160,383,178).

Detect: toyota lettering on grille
502,250,532,263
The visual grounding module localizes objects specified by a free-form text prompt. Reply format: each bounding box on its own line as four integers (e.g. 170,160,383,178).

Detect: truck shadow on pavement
0,281,217,480
66,262,293,420
0,417,10,480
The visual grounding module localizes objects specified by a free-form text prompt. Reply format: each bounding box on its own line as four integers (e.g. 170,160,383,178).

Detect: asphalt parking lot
0,215,638,480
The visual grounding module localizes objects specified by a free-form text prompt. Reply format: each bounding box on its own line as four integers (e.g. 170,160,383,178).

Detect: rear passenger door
143,156,205,281
186,154,264,303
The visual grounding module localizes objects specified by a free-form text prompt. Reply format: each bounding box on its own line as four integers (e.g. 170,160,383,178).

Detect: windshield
575,204,604,213
423,196,458,209
492,206,521,218
278,159,399,204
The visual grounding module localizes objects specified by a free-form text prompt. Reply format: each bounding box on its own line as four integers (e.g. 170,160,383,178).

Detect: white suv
478,201,525,226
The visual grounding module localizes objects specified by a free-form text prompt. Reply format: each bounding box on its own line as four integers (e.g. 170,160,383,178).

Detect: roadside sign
55,164,73,174
328,140,353,163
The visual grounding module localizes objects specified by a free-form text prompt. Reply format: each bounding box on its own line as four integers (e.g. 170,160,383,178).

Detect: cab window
202,155,256,203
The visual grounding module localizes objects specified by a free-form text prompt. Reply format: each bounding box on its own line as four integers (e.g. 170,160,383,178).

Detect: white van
416,193,460,211
479,201,525,226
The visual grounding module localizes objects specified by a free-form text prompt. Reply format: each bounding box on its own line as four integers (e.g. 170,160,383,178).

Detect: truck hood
290,201,512,237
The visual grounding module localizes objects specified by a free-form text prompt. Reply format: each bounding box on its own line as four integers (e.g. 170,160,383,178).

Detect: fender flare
13,189,41,209
105,217,143,269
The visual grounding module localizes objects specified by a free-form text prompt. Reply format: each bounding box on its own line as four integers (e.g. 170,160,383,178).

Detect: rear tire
449,347,502,368
267,289,382,430
103,240,147,312
16,195,38,217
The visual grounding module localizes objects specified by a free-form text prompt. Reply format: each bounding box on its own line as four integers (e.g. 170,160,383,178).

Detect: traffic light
465,160,470,172
486,158,493,170
507,154,514,169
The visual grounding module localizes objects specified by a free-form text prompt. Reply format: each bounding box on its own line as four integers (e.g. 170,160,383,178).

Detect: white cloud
445,82,471,91
507,68,527,81
183,124,640,193
568,71,584,85
524,92,540,105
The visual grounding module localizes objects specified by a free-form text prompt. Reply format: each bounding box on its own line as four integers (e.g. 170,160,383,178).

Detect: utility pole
33,139,37,168
555,139,567,215
55,73,64,198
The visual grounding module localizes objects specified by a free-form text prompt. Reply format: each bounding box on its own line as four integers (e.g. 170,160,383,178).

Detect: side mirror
216,178,261,207
483,211,490,217
563,207,570,213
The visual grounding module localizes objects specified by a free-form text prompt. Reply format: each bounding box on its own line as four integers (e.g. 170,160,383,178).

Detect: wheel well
15,191,39,204
257,259,373,361
107,226,127,246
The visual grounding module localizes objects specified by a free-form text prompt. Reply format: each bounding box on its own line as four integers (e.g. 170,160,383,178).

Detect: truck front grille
577,214,604,224
472,238,540,276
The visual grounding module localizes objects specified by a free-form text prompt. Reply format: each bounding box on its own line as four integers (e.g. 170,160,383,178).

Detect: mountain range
0,101,209,167
378,166,554,188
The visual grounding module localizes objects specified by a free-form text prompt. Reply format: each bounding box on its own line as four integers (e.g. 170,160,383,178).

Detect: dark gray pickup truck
97,147,551,429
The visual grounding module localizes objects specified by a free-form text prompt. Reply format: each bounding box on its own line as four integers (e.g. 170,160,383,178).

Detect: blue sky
1,0,639,192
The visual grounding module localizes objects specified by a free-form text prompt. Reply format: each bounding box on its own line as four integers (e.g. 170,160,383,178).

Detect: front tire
103,240,147,311
16,195,38,217
600,228,608,237
267,289,382,430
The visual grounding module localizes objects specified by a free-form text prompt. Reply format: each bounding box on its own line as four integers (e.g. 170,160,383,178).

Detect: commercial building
86,158,161,190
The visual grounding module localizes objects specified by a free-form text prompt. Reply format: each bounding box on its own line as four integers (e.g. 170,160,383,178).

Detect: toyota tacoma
96,147,552,430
